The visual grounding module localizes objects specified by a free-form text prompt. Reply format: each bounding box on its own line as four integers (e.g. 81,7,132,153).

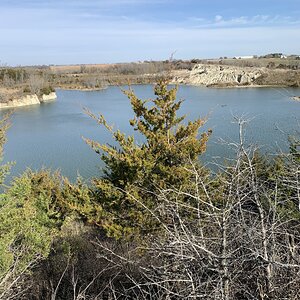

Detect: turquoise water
2,85,299,182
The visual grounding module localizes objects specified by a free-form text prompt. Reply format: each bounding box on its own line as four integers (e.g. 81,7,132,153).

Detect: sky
1,0,300,66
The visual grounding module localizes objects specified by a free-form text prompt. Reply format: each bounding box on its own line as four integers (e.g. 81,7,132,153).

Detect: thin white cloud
1,1,300,65
2,23,300,65
192,14,300,28
215,15,223,22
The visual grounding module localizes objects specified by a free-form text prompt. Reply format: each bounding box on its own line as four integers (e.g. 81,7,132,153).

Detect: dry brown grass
207,57,300,69
0,87,23,102
49,64,114,73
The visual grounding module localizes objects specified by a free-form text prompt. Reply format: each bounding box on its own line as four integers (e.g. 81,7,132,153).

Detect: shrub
39,86,55,96
0,170,69,298
78,79,211,238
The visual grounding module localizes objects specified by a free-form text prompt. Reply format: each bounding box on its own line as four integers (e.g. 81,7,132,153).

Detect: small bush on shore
39,86,55,96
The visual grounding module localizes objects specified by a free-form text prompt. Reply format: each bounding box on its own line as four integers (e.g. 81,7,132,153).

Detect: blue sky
1,0,300,66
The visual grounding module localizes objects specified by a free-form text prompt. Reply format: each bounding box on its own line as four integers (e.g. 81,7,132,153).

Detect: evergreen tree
83,79,211,238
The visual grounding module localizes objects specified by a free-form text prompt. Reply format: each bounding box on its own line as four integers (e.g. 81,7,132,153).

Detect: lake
2,85,300,182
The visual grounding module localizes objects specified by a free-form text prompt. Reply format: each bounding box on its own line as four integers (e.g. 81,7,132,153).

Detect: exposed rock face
173,64,263,86
173,64,300,87
0,92,57,109
292,96,300,101
40,92,57,102
0,94,40,109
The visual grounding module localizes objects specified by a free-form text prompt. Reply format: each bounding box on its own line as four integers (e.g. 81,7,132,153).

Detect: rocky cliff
0,92,57,109
173,64,300,87
40,92,57,102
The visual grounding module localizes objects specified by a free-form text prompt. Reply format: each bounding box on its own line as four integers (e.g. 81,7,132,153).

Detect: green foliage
0,132,93,295
0,170,68,288
39,86,55,96
81,79,211,238
60,177,95,223
0,115,94,288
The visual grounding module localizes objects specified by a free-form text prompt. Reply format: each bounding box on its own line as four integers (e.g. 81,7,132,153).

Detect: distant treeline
1,56,300,103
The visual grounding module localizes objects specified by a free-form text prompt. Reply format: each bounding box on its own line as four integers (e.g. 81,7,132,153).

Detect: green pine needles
83,79,211,238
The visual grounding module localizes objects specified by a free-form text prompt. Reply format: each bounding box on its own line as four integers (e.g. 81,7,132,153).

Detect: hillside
1,57,300,108
172,63,300,87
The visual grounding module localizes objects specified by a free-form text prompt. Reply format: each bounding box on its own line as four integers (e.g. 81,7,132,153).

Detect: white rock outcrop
0,92,57,109
0,94,40,109
40,92,57,102
173,64,264,86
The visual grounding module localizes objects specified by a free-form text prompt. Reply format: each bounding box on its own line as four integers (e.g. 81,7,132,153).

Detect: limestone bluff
0,92,57,109
172,63,300,87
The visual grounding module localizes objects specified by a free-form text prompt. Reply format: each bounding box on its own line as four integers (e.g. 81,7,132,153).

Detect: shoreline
1,83,299,109
55,86,108,92
0,92,57,109
184,83,300,89
58,82,300,90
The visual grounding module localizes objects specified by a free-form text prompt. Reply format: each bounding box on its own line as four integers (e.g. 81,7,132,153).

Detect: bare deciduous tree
28,74,45,94
91,119,300,299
